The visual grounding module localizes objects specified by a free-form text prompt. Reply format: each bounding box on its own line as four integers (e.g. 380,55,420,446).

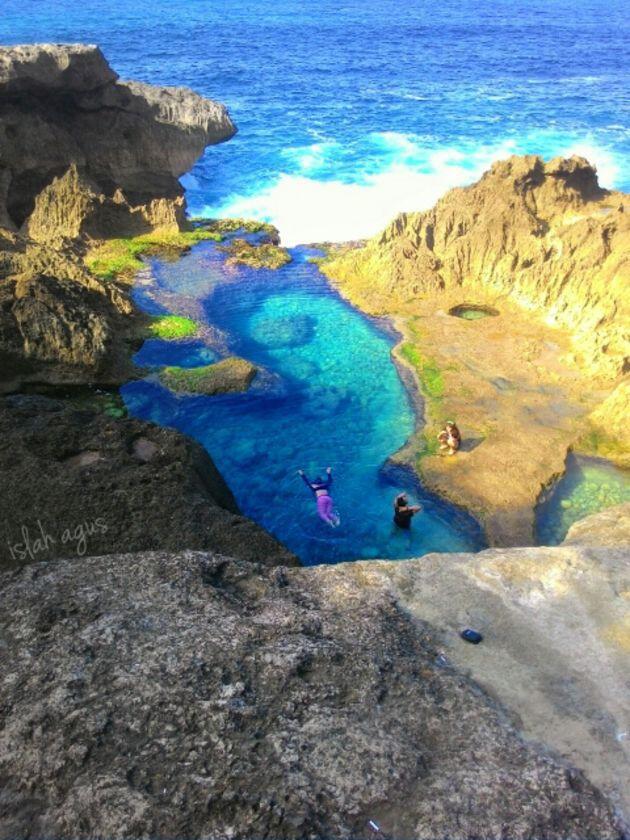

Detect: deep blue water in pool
122,241,484,564
2,0,629,244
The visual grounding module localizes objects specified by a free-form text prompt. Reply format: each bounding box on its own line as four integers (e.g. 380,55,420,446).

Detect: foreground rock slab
0,519,627,838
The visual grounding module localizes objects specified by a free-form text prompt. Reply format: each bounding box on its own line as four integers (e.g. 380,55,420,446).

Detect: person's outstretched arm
298,470,313,490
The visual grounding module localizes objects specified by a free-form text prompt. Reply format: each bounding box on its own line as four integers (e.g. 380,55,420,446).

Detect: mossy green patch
159,357,257,396
149,315,198,340
399,343,444,400
85,228,222,280
221,238,292,270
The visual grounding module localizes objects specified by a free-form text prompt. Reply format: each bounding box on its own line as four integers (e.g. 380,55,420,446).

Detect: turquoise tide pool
536,454,630,545
123,241,485,564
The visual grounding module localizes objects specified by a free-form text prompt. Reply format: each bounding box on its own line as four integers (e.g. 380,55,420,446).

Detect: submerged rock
0,395,295,570
0,509,627,838
159,356,258,395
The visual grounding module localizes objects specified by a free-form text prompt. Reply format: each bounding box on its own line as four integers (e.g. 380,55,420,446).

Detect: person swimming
298,467,339,526
393,493,421,530
437,420,461,455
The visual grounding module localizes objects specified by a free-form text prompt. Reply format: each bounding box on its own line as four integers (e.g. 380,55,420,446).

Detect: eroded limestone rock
159,357,258,395
0,524,627,838
0,43,235,230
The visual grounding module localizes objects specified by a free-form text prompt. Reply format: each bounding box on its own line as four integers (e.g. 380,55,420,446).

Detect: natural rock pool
536,453,630,545
449,304,499,320
122,239,484,564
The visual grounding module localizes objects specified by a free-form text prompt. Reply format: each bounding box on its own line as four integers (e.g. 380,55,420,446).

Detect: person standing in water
393,493,421,530
298,467,339,526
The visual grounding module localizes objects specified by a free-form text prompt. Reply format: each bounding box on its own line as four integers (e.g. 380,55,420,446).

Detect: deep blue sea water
122,241,484,564
2,0,629,243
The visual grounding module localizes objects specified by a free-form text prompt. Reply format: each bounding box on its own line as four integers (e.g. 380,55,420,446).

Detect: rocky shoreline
1,505,629,839
322,155,630,545
1,42,629,839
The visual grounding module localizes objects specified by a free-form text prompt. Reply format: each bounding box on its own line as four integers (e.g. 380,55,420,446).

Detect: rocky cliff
0,44,235,389
323,155,629,545
0,43,235,233
325,155,629,379
0,505,628,839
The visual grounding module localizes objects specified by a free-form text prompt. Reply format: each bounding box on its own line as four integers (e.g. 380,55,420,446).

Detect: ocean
2,0,629,244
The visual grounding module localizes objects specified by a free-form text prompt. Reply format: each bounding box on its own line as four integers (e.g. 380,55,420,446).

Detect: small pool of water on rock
449,304,499,320
536,453,630,545
122,239,485,564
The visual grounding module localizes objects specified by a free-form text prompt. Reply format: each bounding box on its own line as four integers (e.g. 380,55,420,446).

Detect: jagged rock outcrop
0,44,235,388
325,155,629,378
0,227,135,390
323,155,629,544
0,507,627,839
0,395,295,570
0,43,235,232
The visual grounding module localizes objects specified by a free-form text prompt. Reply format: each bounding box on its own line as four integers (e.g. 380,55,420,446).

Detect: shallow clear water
536,453,630,545
3,0,628,244
134,338,217,369
122,242,484,564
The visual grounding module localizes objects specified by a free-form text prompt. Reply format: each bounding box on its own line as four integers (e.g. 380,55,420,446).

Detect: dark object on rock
461,628,484,644
0,550,624,839
0,396,295,570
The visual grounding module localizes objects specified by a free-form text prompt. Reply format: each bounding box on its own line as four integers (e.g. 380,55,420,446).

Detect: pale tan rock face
323,155,629,545
326,154,629,378
322,503,630,827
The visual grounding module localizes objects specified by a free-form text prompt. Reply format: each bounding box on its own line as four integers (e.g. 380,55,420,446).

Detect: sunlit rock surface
0,507,627,838
323,155,630,545
0,43,235,231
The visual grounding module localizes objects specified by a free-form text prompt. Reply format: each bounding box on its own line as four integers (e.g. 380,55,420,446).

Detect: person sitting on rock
298,467,339,527
393,493,421,530
437,421,461,455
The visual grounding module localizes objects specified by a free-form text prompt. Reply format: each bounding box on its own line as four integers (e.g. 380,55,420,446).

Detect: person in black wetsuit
393,493,421,530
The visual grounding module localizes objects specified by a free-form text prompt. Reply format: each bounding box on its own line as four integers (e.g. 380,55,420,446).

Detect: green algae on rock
85,228,222,280
148,315,198,340
221,237,292,269
159,357,257,395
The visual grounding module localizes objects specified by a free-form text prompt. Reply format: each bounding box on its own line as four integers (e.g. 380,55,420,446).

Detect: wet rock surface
0,533,626,839
0,395,295,570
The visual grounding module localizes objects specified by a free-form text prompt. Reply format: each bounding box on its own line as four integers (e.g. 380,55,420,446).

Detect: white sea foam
200,132,626,246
